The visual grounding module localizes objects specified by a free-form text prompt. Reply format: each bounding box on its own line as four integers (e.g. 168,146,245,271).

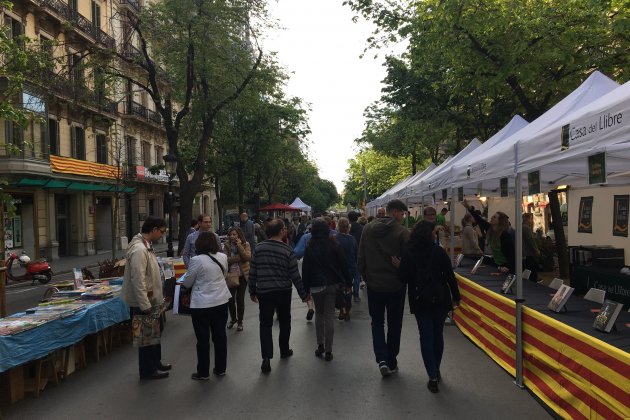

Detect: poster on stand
578,196,593,233
612,195,629,237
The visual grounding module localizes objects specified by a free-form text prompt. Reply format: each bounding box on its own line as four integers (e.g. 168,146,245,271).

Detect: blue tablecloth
0,297,130,373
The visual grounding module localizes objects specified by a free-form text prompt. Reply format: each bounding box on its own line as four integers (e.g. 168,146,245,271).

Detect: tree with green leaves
97,0,268,248
343,149,413,206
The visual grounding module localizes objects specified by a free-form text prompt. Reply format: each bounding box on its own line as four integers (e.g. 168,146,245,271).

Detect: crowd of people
121,199,541,393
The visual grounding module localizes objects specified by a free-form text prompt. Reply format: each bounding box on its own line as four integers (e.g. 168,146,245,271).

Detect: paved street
2,290,550,419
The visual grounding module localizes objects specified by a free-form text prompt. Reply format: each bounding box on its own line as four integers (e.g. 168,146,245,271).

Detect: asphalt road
2,290,552,420
5,270,79,315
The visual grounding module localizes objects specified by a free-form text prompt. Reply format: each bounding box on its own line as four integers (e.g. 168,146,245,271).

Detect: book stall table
0,286,129,405
453,258,630,419
571,265,630,306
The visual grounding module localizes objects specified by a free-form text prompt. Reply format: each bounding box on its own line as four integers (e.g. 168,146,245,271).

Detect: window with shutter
96,134,108,164
49,119,59,155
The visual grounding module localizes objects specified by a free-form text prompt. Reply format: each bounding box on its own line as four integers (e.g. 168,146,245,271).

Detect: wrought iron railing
120,0,141,14
40,0,116,49
43,71,116,114
122,43,143,61
123,101,162,126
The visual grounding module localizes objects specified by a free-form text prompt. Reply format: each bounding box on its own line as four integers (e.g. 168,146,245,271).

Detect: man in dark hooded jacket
358,199,410,377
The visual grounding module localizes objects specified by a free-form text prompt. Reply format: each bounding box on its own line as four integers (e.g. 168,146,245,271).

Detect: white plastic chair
548,278,564,290
583,288,606,305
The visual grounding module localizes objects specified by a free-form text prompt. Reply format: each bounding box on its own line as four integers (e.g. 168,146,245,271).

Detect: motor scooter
5,252,53,284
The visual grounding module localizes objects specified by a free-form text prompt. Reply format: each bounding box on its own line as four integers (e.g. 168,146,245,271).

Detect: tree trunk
237,162,244,213
111,194,119,261
215,175,223,231
548,190,569,278
177,186,195,253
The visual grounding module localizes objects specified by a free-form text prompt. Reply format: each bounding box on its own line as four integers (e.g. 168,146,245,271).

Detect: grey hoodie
358,217,410,292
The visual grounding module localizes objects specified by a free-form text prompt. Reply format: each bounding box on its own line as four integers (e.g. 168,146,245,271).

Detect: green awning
67,182,111,191
42,180,71,188
16,178,48,187
14,178,135,193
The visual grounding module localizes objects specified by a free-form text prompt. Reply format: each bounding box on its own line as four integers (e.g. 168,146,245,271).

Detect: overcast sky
264,0,392,193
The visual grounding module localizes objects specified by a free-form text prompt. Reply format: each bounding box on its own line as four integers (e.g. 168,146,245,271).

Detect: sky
264,0,392,193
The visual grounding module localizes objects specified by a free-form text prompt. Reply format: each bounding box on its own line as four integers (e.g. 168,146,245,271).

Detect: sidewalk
50,241,178,276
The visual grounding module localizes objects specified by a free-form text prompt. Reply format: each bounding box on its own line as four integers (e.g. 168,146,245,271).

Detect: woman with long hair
462,199,515,274
223,227,251,331
302,219,352,361
461,213,483,257
182,231,231,380
399,221,461,393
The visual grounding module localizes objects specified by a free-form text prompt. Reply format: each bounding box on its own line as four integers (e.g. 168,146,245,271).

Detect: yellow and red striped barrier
454,274,630,419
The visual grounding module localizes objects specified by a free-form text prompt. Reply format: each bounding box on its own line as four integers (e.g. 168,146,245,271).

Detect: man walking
240,212,256,250
249,219,310,373
182,214,221,267
120,217,172,380
358,199,410,377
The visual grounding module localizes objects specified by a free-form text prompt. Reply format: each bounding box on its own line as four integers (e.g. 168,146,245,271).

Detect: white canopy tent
366,163,437,212
448,71,620,196
289,197,312,214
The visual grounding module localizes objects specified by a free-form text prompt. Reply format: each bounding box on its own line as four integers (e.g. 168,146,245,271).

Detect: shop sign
135,166,170,183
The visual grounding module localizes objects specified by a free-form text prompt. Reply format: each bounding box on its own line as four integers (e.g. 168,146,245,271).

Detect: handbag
132,305,162,347
173,283,193,316
226,264,241,288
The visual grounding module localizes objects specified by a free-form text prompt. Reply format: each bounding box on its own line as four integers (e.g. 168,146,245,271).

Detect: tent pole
450,187,455,264
514,173,525,389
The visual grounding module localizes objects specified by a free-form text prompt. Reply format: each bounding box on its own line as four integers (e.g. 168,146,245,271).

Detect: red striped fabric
50,155,119,179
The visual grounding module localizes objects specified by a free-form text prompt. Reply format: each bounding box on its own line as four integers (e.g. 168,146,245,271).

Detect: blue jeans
367,287,406,368
414,311,448,380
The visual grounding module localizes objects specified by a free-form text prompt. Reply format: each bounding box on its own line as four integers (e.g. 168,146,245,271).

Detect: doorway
56,195,71,257
95,196,112,251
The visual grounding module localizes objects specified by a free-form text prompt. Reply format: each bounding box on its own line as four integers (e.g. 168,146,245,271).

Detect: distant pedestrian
120,217,172,380
347,212,363,301
398,221,461,393
249,219,310,373
183,231,231,380
335,217,358,314
461,213,483,257
358,199,410,377
223,227,251,331
302,219,351,361
182,214,222,267
240,212,256,251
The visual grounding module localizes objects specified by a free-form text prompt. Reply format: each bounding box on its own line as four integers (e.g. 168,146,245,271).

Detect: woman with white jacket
183,231,231,380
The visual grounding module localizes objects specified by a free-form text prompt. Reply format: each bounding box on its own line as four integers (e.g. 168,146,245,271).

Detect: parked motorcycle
5,253,53,284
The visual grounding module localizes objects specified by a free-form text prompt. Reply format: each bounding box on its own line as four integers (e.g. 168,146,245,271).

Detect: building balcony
38,0,115,49
122,43,143,61
119,0,141,14
43,71,117,115
121,100,163,127
0,144,52,176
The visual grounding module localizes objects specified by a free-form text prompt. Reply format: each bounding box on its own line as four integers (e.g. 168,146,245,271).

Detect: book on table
501,275,516,294
470,256,484,274
548,284,575,312
593,300,624,333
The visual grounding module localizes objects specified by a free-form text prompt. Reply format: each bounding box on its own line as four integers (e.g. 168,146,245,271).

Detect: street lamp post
163,153,177,257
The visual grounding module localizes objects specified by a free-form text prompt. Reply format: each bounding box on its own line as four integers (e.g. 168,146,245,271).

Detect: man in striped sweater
249,218,310,373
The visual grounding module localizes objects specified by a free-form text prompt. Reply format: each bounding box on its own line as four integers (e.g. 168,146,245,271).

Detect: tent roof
450,70,619,193
258,203,301,212
289,197,312,211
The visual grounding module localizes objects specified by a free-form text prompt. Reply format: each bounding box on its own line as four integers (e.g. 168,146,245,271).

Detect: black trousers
190,304,229,376
258,290,292,359
228,276,247,323
130,306,163,378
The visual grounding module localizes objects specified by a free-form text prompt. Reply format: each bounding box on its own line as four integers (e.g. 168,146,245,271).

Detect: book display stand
470,256,484,275
593,300,624,333
501,275,516,294
548,284,575,313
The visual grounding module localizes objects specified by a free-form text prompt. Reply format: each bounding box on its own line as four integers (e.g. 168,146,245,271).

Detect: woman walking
399,221,461,393
335,217,358,320
302,219,352,361
223,227,251,331
183,231,231,380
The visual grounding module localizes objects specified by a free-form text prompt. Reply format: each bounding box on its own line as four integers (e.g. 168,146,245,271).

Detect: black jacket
302,240,352,292
399,240,460,314
470,211,515,274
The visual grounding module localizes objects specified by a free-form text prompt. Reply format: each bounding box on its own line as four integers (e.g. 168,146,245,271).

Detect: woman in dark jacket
463,199,515,275
399,221,461,393
302,219,352,361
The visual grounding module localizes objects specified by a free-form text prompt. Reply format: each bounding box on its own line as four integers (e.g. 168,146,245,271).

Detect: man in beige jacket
121,216,171,380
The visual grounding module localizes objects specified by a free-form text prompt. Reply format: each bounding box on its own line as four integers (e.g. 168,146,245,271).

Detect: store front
3,194,36,259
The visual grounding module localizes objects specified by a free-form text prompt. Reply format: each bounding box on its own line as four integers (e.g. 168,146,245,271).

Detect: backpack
409,248,449,311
